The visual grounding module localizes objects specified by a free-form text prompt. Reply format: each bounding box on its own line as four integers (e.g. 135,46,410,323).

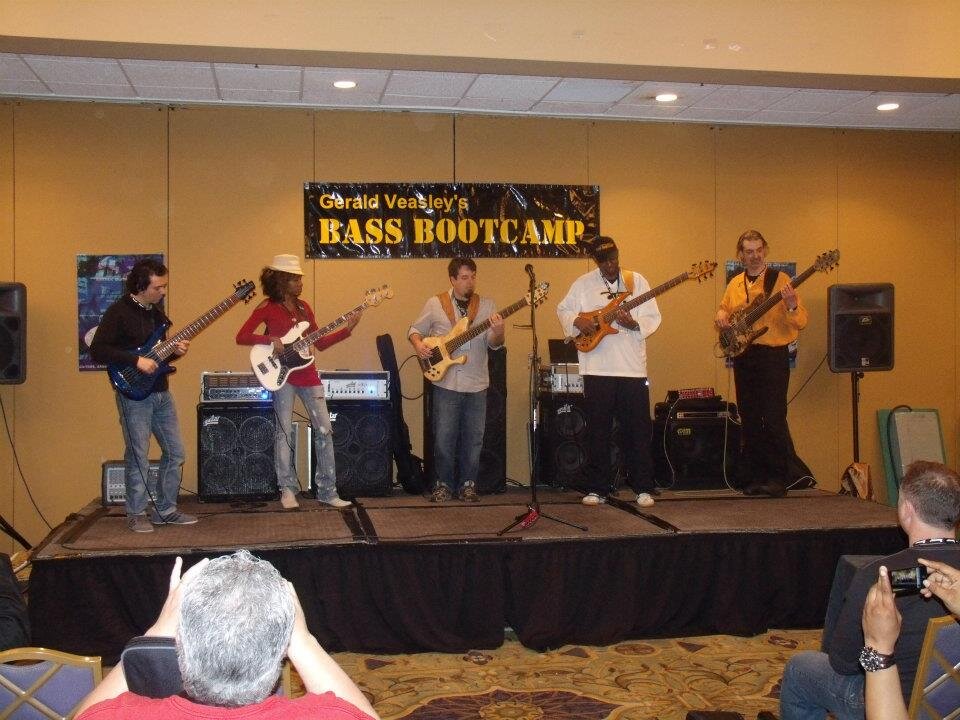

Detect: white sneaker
320,496,352,509
279,488,300,509
581,493,606,506
636,492,655,508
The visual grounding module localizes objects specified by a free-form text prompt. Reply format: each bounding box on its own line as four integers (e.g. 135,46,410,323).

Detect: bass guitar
108,280,256,400
717,249,840,358
569,261,717,353
250,285,393,391
419,282,549,382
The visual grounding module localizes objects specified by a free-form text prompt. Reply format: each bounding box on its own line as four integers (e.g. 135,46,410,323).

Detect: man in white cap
557,236,662,507
236,255,359,509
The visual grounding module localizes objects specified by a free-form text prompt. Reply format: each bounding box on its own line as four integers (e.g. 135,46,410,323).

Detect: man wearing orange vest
409,258,504,503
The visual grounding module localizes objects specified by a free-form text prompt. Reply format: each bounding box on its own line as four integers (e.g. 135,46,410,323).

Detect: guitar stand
497,266,587,536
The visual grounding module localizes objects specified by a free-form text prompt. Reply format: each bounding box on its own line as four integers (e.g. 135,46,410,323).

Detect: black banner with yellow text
305,182,599,259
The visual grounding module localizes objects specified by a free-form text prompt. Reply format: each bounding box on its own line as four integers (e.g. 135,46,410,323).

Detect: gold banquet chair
909,615,960,720
0,648,102,720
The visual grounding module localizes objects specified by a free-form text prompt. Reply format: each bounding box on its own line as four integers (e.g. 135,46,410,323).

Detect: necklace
600,272,621,300
913,538,959,546
130,294,152,310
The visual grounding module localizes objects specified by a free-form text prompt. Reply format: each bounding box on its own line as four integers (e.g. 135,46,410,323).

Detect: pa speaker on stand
0,283,26,384
828,284,894,372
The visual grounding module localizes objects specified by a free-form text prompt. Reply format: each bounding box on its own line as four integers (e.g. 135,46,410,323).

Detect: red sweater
236,299,350,387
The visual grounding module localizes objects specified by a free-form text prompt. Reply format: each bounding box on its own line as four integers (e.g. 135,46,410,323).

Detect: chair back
0,647,102,720
908,615,960,720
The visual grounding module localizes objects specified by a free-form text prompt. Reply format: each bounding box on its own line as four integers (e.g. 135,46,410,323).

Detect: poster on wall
724,260,799,369
77,253,163,371
305,182,600,259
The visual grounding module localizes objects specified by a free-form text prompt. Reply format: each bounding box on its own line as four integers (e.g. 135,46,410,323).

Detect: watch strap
859,645,896,672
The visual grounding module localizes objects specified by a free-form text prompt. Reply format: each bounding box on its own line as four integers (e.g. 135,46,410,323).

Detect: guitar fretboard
742,263,819,326
601,272,690,323
445,296,528,354
148,292,247,362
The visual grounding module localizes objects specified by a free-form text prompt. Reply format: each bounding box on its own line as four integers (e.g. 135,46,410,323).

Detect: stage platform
28,487,904,662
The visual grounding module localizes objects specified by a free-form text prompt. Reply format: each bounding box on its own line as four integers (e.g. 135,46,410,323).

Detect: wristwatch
859,646,896,672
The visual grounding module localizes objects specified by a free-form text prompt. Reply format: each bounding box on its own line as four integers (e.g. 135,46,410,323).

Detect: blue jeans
780,651,865,720
273,383,339,502
432,385,486,492
115,390,186,518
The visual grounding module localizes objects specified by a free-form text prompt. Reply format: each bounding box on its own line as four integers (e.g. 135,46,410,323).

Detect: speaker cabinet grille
423,348,507,494
198,403,280,502
311,399,393,498
651,409,741,490
0,283,26,384
538,392,624,491
829,283,894,372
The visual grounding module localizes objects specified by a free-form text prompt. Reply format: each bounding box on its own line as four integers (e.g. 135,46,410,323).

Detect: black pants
732,344,793,489
582,375,654,495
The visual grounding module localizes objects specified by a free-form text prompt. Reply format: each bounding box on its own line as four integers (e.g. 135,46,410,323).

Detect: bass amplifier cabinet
197,403,281,502
101,459,159,506
538,391,625,492
651,400,741,489
309,399,394,498
423,347,507,495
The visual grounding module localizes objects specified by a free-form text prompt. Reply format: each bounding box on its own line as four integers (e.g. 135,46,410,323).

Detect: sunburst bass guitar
717,249,839,358
108,280,256,400
419,282,549,382
250,285,393,391
568,261,717,353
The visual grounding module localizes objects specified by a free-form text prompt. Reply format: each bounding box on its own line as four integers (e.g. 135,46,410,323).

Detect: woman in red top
236,255,359,509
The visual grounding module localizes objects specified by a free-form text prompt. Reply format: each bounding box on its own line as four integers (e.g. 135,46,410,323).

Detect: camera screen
889,566,927,591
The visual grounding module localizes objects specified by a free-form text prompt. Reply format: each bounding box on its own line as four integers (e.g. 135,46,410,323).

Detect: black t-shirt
827,543,960,700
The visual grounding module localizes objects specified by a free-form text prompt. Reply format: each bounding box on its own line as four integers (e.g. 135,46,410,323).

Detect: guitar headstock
234,280,257,303
365,285,395,307
527,281,550,308
815,249,840,273
688,261,718,282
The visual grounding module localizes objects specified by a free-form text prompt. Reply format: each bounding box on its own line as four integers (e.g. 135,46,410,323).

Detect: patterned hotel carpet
320,628,822,720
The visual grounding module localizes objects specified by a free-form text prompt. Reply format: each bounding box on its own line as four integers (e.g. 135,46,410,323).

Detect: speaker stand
850,371,864,462
498,267,587,536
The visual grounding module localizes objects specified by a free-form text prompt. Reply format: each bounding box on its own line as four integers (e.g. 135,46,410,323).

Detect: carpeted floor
321,628,822,719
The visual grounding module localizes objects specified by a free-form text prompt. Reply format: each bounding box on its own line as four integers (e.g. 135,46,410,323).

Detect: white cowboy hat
267,254,304,275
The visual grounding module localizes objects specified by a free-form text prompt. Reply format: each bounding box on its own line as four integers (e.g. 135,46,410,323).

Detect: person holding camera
779,461,960,720
861,558,960,720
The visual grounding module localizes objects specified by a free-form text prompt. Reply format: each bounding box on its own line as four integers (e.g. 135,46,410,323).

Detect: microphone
524,263,535,279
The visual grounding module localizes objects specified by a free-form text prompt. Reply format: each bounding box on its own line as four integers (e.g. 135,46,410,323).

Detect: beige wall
0,99,957,550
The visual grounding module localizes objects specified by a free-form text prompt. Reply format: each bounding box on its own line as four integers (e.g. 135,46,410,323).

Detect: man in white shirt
557,237,662,507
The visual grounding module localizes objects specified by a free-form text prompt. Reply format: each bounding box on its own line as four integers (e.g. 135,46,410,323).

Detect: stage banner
305,182,599,259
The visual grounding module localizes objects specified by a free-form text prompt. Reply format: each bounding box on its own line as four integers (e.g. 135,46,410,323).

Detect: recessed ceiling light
333,80,357,89
655,93,678,103
877,102,899,111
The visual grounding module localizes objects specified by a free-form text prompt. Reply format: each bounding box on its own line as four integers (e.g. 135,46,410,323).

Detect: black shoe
742,483,767,496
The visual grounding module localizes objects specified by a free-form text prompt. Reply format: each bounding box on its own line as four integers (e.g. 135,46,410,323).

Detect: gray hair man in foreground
76,550,379,719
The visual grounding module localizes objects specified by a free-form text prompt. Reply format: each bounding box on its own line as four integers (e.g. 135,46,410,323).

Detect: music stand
498,268,587,535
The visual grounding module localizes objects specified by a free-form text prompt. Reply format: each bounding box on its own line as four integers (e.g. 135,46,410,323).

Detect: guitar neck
150,294,244,362
743,264,819,325
446,297,527,353
292,302,367,351
602,272,689,322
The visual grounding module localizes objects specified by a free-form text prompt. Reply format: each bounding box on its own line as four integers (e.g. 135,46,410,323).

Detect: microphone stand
498,265,587,535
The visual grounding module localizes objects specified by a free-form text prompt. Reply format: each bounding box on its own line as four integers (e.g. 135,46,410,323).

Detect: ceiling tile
137,86,220,102
219,88,301,103
678,106,756,122
121,59,215,89
765,90,872,113
532,100,615,115
622,82,721,106
24,55,127,86
456,96,539,112
606,103,684,119
215,63,301,91
45,82,136,98
833,92,943,116
0,80,50,95
465,75,559,102
302,68,390,99
542,78,635,103
0,54,38,81
386,70,475,98
692,86,794,111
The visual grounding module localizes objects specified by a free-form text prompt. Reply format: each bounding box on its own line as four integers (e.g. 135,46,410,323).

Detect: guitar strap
762,267,778,296
437,291,479,326
621,271,636,296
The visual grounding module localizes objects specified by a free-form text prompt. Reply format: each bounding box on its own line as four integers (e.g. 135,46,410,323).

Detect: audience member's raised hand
919,558,960,615
146,556,210,637
862,566,901,654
